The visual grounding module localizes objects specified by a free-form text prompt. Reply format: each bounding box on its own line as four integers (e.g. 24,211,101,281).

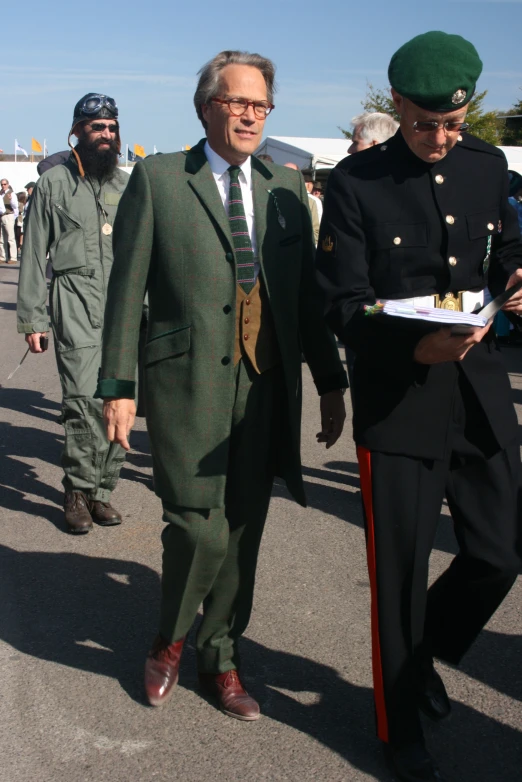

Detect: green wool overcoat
98,140,347,508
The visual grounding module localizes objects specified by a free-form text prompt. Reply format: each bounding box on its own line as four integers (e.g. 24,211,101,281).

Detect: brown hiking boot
88,501,122,526
64,491,93,534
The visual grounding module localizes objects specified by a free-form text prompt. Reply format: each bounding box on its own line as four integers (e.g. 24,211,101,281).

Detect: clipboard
450,280,522,335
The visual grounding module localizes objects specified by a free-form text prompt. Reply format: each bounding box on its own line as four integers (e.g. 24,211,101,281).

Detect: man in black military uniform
317,31,522,782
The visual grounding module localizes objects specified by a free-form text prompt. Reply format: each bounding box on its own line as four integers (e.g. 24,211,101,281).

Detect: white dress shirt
204,140,260,281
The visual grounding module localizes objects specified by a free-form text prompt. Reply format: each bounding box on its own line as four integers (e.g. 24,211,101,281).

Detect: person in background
17,93,129,534
303,171,323,222
312,181,323,200
348,112,399,154
0,178,19,263
15,192,27,257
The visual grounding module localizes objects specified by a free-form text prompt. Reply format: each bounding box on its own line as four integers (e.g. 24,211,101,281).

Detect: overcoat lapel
251,157,274,288
185,140,234,249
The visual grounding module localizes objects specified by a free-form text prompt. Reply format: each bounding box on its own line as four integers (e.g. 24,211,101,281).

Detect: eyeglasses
88,122,119,132
0,182,7,186
81,94,118,117
210,98,274,118
413,120,470,133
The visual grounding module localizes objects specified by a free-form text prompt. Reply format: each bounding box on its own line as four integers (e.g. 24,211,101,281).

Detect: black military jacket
316,130,522,459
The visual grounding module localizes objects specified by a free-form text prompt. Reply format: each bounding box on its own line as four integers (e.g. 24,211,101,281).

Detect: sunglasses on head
88,121,119,132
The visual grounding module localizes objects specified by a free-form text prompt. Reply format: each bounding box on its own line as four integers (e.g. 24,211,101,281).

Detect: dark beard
76,136,119,181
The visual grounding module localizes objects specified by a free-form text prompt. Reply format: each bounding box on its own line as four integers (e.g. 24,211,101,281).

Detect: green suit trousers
159,358,284,673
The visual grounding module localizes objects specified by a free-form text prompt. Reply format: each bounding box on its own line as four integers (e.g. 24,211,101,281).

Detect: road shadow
0,544,519,781
459,628,522,702
0,388,60,424
0,420,65,530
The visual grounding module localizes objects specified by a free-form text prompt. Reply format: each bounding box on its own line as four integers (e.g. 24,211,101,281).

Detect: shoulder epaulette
456,133,505,158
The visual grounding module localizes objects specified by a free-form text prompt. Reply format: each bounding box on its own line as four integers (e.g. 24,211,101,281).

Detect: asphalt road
0,261,521,782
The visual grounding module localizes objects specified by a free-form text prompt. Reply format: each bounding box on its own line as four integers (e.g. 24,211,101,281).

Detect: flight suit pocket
144,326,191,366
51,203,88,271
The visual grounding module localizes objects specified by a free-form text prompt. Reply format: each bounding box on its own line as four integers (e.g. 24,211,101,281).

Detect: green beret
388,31,483,112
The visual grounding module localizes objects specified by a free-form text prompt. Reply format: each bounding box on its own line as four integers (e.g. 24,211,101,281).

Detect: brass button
245,299,250,306
435,174,444,184
487,222,494,231
449,256,457,266
244,317,249,324
243,334,249,341
446,215,455,225
393,237,401,245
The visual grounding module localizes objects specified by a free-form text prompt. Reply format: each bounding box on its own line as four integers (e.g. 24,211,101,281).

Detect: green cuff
95,378,136,399
17,321,50,334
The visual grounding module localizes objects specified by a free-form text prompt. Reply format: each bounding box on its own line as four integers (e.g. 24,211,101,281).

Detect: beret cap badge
452,89,467,105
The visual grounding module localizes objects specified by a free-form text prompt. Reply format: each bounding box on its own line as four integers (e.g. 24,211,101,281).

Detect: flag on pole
134,144,145,159
32,138,42,153
127,148,137,162
15,140,28,157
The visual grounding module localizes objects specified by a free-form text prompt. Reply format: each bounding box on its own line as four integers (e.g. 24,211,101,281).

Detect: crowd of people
8,29,522,782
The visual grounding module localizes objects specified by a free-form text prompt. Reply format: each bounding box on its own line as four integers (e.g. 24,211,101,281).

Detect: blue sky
2,0,522,157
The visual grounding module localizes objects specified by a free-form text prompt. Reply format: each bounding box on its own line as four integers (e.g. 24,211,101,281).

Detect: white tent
255,136,349,170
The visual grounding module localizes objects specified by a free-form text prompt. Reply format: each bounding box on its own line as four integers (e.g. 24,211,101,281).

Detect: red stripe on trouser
357,445,389,743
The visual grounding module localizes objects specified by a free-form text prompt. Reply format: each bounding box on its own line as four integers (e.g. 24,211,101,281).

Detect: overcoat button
446,215,455,225
225,252,233,262
487,222,494,231
393,237,401,245
221,356,231,365
223,305,232,314
435,175,444,184
449,256,457,266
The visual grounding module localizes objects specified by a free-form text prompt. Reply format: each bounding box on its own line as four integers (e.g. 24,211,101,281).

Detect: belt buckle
434,292,463,312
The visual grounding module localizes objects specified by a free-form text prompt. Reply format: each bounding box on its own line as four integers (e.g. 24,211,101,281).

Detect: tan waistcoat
234,278,281,373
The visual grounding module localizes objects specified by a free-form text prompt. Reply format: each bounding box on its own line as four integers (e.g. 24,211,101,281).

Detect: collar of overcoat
185,138,275,271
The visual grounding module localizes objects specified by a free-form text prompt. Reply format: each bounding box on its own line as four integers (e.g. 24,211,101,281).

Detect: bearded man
17,93,129,534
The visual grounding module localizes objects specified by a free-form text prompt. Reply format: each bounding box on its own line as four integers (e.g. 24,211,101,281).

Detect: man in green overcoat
97,51,348,720
17,94,129,534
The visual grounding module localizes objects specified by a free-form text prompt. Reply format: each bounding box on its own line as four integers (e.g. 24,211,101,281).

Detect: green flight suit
17,157,128,501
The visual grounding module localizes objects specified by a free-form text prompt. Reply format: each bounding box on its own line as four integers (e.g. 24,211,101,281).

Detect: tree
340,83,503,146
498,91,522,146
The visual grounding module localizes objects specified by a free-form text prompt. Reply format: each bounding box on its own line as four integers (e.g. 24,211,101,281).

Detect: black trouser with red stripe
357,374,520,747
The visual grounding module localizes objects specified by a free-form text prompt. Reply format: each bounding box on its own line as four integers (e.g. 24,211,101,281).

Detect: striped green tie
228,165,255,293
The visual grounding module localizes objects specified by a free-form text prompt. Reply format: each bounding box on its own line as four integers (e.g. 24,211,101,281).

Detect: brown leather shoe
144,635,185,706
88,501,122,526
64,491,93,534
199,670,260,721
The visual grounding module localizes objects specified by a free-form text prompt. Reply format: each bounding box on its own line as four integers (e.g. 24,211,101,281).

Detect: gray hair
351,112,399,144
194,50,277,129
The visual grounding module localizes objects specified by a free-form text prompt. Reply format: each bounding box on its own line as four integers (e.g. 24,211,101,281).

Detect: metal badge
102,223,113,235
452,89,467,105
